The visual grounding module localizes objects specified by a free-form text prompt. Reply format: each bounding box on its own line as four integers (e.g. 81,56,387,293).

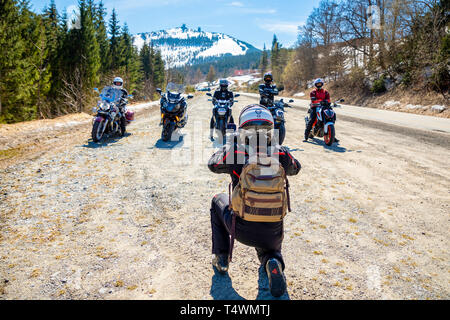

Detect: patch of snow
405,104,427,110
197,37,247,58
431,105,446,113
294,92,305,97
384,100,401,107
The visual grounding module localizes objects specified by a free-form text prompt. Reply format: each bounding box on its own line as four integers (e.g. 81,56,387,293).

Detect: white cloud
241,8,277,14
229,1,244,7
258,21,303,35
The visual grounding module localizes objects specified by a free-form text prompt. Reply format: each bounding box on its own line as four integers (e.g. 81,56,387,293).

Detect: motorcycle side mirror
234,94,240,98
187,94,194,99
206,93,212,97
156,88,162,95
289,99,294,103
339,99,345,103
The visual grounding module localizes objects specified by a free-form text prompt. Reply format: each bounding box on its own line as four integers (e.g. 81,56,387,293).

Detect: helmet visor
114,81,122,86
240,119,273,130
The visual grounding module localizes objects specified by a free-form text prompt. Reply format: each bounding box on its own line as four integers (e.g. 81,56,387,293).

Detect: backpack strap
228,182,233,211
286,176,291,212
228,213,236,263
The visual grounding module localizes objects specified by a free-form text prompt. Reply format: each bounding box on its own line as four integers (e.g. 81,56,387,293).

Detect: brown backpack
228,152,291,261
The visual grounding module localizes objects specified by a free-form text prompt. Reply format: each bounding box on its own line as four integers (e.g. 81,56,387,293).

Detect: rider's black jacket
213,89,234,103
208,140,301,188
259,83,278,106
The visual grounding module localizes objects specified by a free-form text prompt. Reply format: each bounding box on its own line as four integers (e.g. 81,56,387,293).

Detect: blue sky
30,0,322,49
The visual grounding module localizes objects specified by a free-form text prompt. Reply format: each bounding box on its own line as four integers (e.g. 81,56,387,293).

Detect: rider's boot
266,258,286,297
303,129,310,142
212,254,229,274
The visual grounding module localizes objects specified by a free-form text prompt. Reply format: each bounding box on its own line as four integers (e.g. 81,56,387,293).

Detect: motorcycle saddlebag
125,110,135,122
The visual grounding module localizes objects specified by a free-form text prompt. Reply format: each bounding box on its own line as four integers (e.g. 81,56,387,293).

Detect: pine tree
0,0,29,122
152,49,165,89
79,0,100,90
206,65,216,84
108,8,121,71
259,43,269,77
271,34,281,82
93,1,110,74
120,23,141,93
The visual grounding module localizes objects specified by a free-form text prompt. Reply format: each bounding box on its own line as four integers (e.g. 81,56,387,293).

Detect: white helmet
239,104,274,130
113,77,123,89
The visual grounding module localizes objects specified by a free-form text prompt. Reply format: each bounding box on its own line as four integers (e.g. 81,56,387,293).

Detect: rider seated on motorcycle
304,78,339,143
259,72,278,107
210,79,235,141
110,77,128,128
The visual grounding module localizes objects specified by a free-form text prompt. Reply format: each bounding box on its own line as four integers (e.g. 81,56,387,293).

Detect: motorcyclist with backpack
210,79,235,141
259,72,279,107
208,104,301,297
304,78,339,143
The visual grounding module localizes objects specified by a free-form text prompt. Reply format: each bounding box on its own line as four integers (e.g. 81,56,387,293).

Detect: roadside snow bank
384,100,401,107
431,105,446,113
406,104,428,110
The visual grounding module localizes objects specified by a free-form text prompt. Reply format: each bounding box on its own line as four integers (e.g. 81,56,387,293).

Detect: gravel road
0,95,449,300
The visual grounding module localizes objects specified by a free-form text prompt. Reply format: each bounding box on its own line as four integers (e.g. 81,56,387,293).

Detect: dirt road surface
0,95,449,300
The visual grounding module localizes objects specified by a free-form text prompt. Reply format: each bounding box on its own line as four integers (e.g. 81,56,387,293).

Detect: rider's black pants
305,107,318,136
210,114,235,130
210,193,285,269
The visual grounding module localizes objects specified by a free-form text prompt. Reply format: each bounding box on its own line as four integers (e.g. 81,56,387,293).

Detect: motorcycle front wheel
324,125,335,146
92,121,105,142
162,121,175,142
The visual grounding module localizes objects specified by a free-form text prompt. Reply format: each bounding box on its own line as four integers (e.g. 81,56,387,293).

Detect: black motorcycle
305,99,344,146
157,83,193,142
260,85,293,145
207,92,240,144
91,86,132,143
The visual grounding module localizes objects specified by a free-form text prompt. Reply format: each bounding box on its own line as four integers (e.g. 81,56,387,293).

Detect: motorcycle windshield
99,86,122,104
166,83,185,104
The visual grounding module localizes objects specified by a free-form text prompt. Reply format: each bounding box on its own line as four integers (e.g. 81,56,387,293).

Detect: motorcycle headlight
217,108,227,115
276,109,284,117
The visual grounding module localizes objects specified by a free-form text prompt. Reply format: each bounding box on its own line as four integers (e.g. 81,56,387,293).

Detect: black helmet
264,72,273,84
219,79,228,91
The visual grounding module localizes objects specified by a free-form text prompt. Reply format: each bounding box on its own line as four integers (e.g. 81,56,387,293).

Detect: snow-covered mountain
133,26,260,69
